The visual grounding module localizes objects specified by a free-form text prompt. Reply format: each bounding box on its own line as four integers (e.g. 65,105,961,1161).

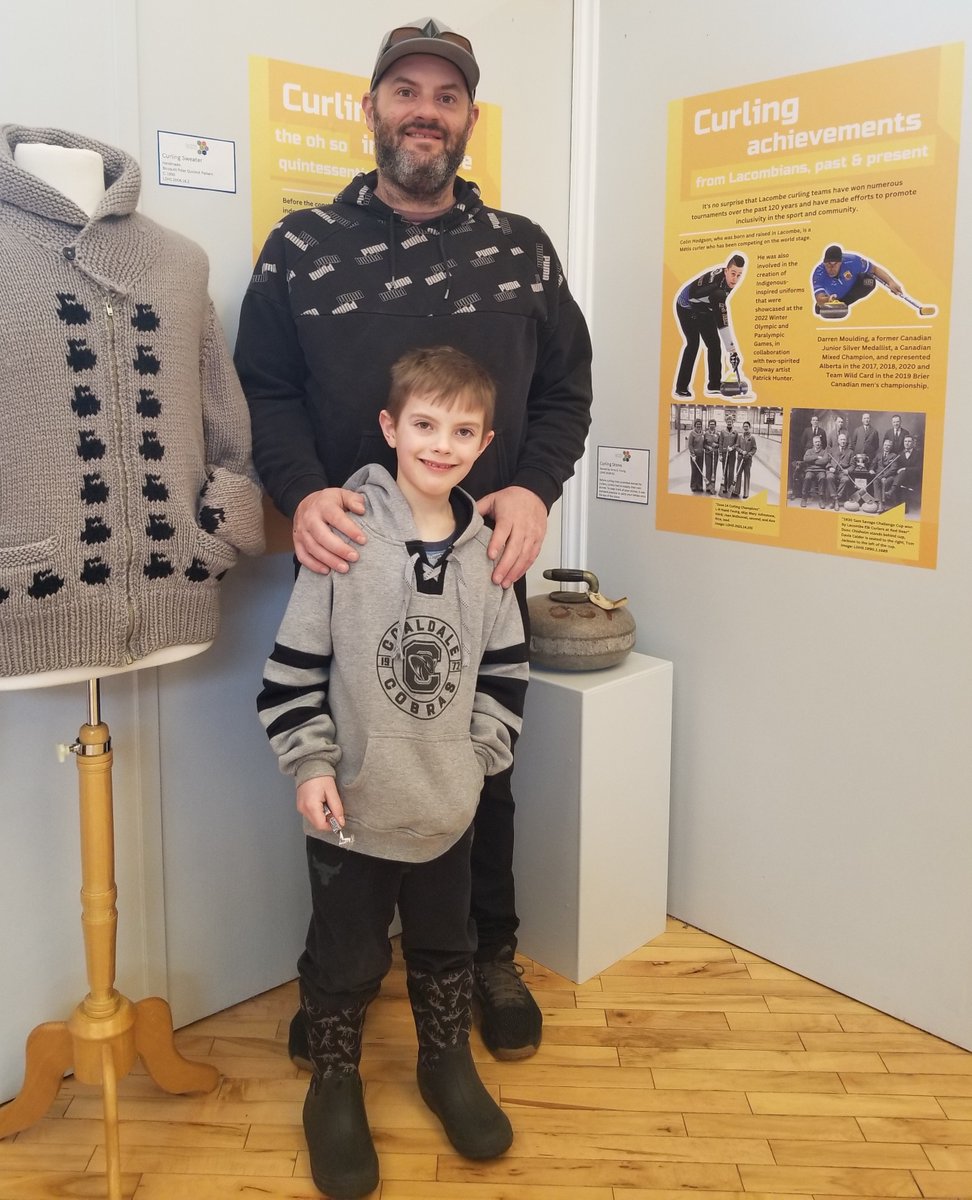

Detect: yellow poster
248,56,502,263
656,44,963,568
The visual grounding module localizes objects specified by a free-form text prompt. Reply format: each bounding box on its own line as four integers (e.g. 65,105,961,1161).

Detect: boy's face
379,390,493,503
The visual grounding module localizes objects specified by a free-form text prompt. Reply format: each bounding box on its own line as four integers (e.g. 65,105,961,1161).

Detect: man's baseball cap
370,17,479,97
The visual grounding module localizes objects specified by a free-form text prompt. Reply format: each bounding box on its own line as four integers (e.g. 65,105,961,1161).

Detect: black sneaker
472,948,542,1060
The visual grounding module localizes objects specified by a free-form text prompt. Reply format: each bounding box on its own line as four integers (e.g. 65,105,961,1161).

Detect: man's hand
293,488,367,574
476,486,547,588
296,775,345,833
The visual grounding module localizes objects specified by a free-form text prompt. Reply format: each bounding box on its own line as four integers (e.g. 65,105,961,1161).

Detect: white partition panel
586,0,972,1048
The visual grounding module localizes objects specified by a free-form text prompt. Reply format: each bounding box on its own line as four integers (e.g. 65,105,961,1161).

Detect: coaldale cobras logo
376,616,462,719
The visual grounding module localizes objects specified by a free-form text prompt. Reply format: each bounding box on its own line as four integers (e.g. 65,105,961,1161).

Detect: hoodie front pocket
341,732,483,839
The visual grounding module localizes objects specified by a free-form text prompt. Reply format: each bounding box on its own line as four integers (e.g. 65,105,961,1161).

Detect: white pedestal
511,652,673,983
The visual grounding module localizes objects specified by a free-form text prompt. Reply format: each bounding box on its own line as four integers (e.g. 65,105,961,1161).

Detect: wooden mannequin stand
0,679,219,1200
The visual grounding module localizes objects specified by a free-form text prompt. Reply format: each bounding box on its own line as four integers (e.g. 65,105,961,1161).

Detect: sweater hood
344,462,483,666
0,124,141,227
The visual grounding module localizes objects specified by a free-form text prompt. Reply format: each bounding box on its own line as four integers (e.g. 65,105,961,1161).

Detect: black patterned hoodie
257,464,528,864
0,125,263,677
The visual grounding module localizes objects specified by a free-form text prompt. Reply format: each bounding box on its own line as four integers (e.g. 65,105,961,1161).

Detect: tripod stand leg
135,996,219,1094
102,1043,122,1200
0,1022,72,1138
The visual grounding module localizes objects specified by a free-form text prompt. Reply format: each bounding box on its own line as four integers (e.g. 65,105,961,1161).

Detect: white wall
586,0,972,1047
0,0,159,1101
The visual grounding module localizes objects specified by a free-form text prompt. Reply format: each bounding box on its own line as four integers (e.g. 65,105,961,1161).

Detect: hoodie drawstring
394,551,420,661
450,555,472,668
395,550,471,668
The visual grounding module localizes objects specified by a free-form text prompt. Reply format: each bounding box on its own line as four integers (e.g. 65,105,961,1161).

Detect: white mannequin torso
13,141,106,218
1,141,211,693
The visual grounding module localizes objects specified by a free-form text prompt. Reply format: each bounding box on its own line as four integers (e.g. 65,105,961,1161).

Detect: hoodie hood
344,461,480,545
333,170,484,301
333,169,484,227
344,462,483,666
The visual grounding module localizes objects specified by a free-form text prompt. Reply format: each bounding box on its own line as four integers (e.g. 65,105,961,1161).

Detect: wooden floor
1,918,971,1199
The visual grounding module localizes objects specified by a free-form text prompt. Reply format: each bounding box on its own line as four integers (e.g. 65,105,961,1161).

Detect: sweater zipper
105,294,137,663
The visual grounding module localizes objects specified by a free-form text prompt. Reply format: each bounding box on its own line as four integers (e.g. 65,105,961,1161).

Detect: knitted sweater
257,464,529,863
0,125,264,678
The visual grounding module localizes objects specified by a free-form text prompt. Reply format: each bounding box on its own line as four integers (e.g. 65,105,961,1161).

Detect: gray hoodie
258,464,528,862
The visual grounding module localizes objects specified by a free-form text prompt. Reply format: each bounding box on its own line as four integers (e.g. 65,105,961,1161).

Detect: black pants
689,450,704,491
720,450,737,494
842,273,877,306
470,574,527,959
676,307,722,393
299,826,476,1010
704,447,718,491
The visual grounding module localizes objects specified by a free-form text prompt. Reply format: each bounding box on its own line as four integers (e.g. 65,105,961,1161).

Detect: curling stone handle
542,568,599,593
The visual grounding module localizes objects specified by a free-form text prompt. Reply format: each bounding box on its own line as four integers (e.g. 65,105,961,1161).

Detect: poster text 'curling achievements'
657,43,963,569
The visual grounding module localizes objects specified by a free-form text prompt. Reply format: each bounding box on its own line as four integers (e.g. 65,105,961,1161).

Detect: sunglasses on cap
371,18,479,96
381,24,474,56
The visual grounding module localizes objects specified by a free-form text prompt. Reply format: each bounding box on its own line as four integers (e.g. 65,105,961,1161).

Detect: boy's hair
387,346,496,433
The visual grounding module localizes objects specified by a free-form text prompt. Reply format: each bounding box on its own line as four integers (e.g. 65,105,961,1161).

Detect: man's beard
372,111,472,198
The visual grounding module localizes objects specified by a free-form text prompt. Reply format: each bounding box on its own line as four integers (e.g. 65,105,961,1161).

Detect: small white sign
596,445,650,504
157,131,236,193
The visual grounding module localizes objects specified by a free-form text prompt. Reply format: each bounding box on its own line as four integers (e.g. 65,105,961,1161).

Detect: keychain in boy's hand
323,803,354,848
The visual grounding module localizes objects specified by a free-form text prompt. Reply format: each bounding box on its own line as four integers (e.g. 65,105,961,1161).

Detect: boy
258,347,528,1199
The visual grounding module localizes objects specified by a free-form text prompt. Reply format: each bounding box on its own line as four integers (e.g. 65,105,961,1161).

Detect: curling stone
842,499,861,511
818,300,848,319
720,379,748,397
527,569,636,671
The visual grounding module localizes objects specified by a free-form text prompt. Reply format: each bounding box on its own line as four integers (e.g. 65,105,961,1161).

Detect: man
801,414,828,455
895,435,923,515
790,413,827,499
673,254,746,398
811,244,904,313
719,410,739,497
801,433,829,507
236,18,592,1064
826,430,853,510
687,417,705,492
885,413,911,456
874,436,901,511
850,411,880,467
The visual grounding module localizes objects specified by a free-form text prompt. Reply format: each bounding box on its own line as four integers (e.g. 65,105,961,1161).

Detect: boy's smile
379,391,493,511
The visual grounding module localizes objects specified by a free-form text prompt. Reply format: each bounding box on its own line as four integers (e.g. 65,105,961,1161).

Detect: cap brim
371,40,479,95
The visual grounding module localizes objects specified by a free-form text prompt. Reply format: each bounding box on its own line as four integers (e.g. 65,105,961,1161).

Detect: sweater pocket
341,732,484,840
0,536,57,571
0,535,61,606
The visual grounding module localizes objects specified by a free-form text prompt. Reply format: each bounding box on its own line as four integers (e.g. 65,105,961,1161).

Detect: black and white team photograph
668,404,783,503
786,408,925,517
